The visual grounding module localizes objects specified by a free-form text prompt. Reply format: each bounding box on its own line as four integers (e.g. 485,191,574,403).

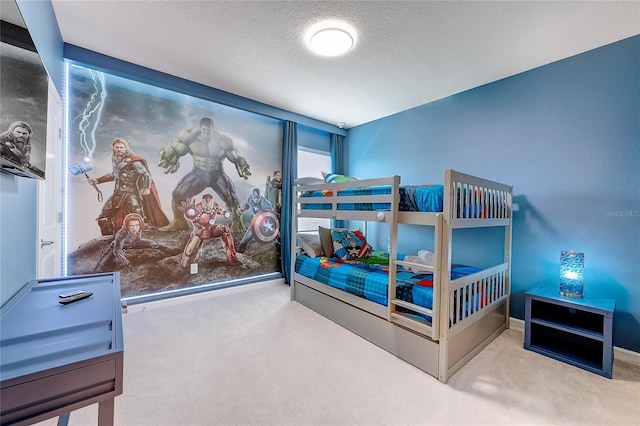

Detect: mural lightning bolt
75,69,107,163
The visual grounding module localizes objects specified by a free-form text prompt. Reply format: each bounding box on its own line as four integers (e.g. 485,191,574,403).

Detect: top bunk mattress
300,185,444,212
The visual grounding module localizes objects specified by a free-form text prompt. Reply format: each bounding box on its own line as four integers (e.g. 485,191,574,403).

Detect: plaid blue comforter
299,184,505,218
299,185,444,212
295,253,481,312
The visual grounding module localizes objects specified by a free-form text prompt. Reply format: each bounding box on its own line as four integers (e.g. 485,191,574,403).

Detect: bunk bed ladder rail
388,212,443,341
290,182,300,301
386,175,401,326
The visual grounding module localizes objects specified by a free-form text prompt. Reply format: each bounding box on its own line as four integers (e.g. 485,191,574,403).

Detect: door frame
36,78,63,279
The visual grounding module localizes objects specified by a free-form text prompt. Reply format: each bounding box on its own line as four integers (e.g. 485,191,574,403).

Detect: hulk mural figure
158,117,251,232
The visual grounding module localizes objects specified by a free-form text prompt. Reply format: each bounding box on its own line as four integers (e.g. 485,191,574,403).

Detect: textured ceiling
1,0,23,26
9,1,640,128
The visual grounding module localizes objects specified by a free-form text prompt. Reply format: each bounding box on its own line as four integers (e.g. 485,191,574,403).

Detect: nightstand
524,285,615,378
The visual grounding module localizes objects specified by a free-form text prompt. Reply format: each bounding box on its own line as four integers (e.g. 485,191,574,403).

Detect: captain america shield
250,210,280,243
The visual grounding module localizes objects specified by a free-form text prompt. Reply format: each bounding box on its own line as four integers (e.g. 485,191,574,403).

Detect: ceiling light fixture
305,20,357,57
310,28,353,57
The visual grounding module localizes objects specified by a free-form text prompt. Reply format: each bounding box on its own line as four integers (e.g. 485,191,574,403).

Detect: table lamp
559,250,584,298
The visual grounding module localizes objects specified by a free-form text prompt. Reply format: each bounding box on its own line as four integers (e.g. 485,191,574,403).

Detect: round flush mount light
310,28,353,56
305,21,357,57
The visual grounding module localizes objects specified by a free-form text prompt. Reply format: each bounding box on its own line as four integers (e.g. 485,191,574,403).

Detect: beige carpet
37,280,639,426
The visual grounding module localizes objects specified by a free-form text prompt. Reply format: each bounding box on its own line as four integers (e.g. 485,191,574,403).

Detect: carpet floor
37,280,640,425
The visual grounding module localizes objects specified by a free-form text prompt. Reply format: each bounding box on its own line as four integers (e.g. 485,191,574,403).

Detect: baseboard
509,317,525,334
509,317,640,366
126,278,285,312
613,346,640,365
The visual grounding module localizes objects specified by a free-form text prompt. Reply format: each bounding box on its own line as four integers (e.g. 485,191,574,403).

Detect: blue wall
3,2,638,352
15,0,64,93
1,1,63,307
0,175,38,306
346,36,640,352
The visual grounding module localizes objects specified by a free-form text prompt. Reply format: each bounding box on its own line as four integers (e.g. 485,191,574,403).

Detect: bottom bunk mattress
294,252,481,315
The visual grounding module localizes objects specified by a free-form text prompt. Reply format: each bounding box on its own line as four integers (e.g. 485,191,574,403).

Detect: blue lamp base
560,288,584,299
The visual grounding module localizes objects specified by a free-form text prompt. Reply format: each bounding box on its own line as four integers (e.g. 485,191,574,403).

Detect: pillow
297,232,323,258
331,228,373,260
318,226,338,258
322,172,358,184
295,177,325,186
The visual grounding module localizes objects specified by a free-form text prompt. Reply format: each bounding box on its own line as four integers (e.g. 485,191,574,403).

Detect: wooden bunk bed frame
290,169,512,383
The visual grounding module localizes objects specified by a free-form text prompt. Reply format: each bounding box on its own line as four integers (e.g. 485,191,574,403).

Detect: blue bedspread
299,185,444,212
299,184,506,218
295,252,481,313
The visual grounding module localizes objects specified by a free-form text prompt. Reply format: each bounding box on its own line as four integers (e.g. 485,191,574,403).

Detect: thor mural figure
90,138,169,235
1,121,32,168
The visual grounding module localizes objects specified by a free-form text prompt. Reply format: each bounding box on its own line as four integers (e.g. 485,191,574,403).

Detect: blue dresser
0,273,124,425
524,285,615,378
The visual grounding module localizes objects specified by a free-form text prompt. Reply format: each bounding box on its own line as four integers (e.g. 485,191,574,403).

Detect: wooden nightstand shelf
524,286,615,378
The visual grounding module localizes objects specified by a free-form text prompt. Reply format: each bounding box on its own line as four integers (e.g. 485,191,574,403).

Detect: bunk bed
290,169,512,383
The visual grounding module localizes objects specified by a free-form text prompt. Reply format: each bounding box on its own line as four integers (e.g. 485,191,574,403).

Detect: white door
37,79,63,279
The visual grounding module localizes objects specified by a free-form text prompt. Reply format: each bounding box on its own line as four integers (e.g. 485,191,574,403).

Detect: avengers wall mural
66,63,283,298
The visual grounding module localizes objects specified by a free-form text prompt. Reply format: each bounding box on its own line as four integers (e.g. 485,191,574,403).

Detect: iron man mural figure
179,193,240,268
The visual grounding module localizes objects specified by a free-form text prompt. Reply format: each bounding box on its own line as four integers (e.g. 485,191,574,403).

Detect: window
297,148,330,232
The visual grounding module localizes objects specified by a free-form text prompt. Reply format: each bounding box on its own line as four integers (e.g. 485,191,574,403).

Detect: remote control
59,290,86,298
59,291,93,305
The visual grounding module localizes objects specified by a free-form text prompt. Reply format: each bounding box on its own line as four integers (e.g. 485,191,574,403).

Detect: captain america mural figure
236,187,279,253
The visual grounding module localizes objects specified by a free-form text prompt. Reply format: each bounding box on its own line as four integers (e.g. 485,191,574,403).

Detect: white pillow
297,232,323,258
295,177,325,185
